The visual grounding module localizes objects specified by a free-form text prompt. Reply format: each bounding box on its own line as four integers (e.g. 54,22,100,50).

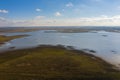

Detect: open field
0,45,119,80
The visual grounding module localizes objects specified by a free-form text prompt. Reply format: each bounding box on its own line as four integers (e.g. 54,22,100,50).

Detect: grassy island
0,45,119,80
0,35,29,45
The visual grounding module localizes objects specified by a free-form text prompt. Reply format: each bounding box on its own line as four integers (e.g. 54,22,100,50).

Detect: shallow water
1,30,120,67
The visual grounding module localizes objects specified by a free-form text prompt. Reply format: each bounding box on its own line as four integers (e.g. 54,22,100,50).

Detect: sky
1,0,120,27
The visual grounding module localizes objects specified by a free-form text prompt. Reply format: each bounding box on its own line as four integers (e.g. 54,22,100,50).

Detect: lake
1,30,120,68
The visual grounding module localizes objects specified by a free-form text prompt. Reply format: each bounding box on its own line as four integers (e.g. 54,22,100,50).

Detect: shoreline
36,45,119,69
0,34,29,46
0,45,120,79
0,32,119,71
0,44,118,70
0,45,119,68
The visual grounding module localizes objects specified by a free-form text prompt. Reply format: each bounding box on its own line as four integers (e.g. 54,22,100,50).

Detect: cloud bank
1,15,120,27
0,9,8,13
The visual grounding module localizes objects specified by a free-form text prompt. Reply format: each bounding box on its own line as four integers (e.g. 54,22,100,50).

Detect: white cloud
0,9,8,13
55,12,61,16
2,15,120,27
0,17,12,26
66,2,74,7
36,8,41,12
100,15,108,18
35,16,45,19
0,17,5,20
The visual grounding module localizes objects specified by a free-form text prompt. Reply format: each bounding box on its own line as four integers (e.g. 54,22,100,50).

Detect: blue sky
0,0,120,26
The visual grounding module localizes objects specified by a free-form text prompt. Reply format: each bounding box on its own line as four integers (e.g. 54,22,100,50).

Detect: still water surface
1,30,120,67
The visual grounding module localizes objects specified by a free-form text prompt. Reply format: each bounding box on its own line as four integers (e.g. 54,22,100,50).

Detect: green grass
0,45,120,80
0,35,28,44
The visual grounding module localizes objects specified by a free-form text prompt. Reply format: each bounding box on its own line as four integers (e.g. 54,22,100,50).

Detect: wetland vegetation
0,27,120,80
0,35,29,45
0,45,120,80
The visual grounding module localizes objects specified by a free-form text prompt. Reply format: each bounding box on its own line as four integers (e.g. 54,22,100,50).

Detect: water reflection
1,30,120,67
